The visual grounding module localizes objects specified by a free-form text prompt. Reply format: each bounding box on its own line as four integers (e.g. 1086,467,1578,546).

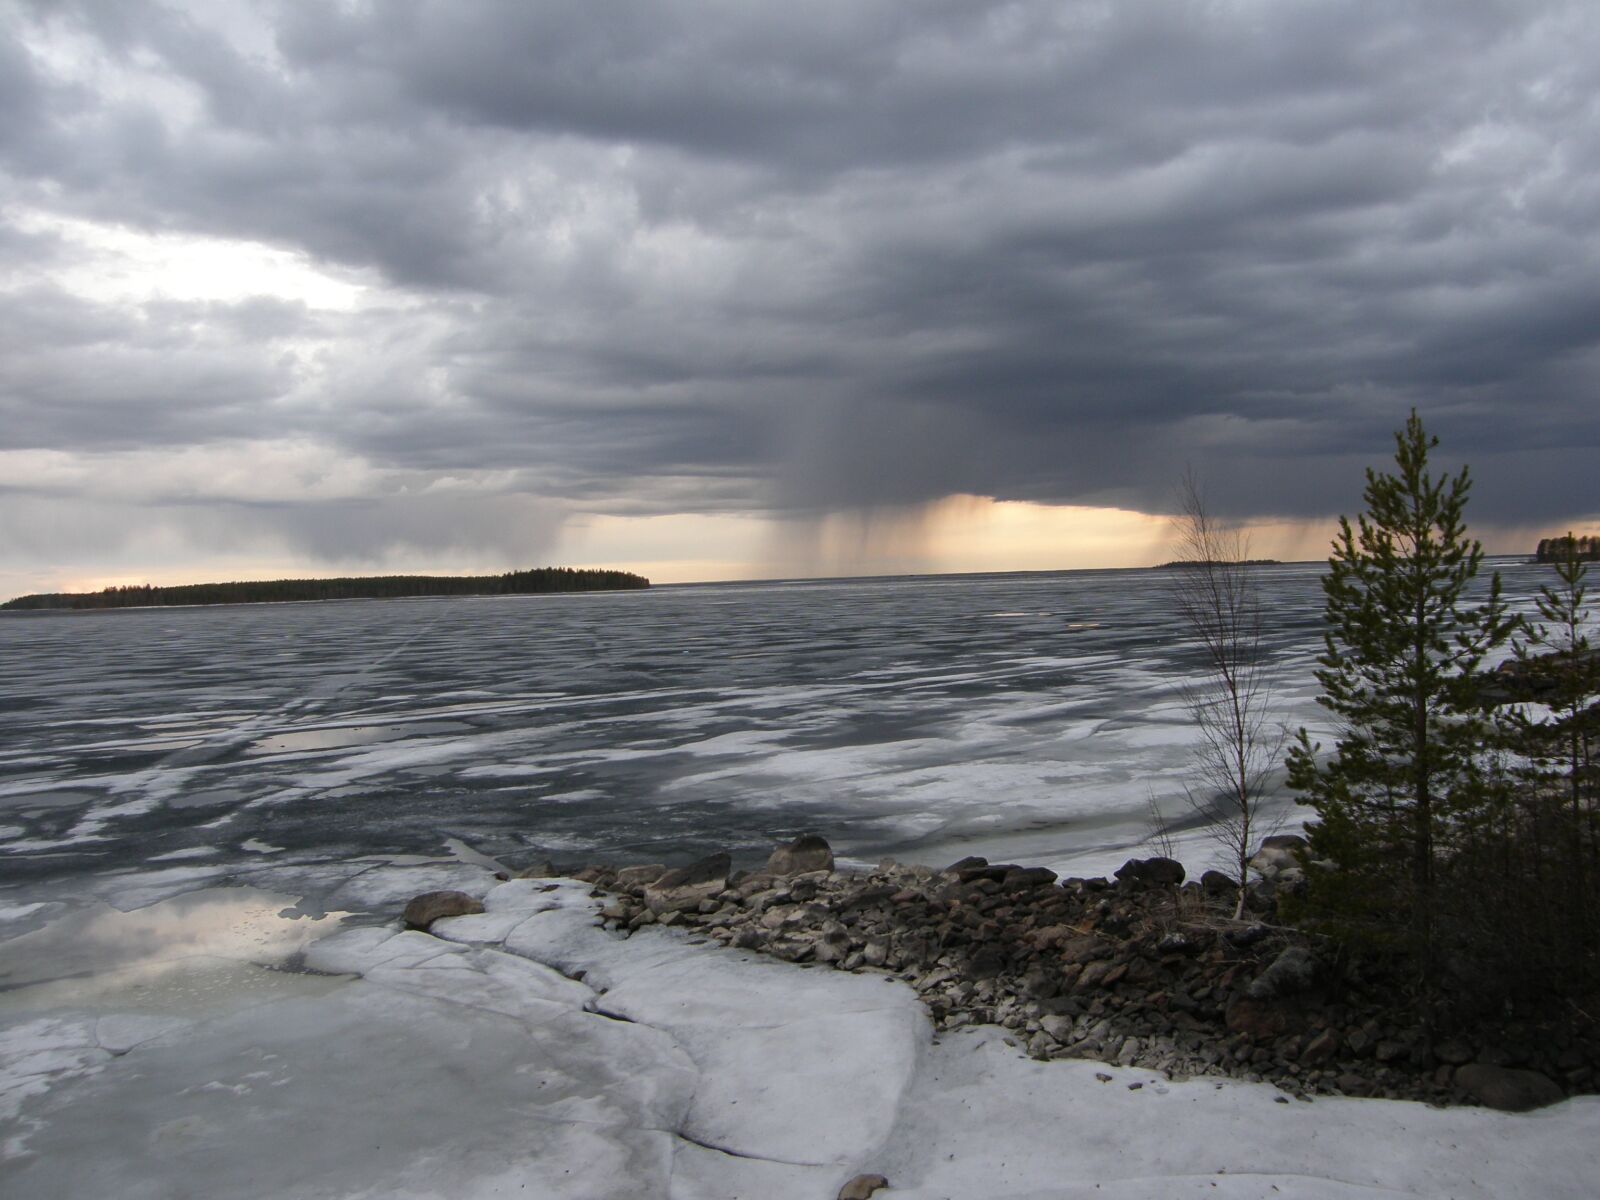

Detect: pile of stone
1480,646,1600,705
513,835,1594,1111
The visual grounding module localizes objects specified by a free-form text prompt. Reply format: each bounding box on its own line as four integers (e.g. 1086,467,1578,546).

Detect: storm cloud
2,1,1597,588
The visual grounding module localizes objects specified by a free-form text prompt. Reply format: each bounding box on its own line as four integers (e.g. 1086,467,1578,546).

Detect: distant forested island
1535,534,1600,563
1,567,650,610
1150,558,1281,569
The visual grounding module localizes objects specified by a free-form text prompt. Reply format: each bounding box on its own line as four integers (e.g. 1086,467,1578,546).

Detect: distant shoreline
1148,558,1283,569
7,553,1550,609
1,567,650,611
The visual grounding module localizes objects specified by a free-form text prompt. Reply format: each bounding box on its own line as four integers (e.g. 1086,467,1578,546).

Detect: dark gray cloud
2,0,1597,584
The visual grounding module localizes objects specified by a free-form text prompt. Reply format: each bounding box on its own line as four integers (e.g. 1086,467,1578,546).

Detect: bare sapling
1168,473,1286,918
1142,792,1178,861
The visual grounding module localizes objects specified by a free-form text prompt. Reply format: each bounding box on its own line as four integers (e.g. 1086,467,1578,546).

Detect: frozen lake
0,557,1553,899
2,564,1317,887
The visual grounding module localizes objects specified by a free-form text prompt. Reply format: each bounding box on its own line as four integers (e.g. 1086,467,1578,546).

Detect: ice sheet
2,871,924,1198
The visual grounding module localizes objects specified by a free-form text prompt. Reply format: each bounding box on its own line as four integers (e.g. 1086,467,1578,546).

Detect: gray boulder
1001,866,1059,891
1156,931,1197,955
767,834,834,876
1433,1039,1474,1066
811,920,852,964
1225,923,1271,948
1113,857,1186,889
644,852,732,914
953,862,1023,883
401,890,484,931
1039,1014,1075,1043
943,855,988,874
1248,834,1306,877
1456,1064,1565,1111
1246,945,1317,999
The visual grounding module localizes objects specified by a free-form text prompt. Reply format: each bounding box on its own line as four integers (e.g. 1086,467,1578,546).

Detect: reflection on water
246,720,473,756
0,887,349,1016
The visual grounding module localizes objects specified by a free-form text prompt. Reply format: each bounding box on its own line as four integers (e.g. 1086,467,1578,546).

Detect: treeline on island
2,567,650,610
1536,534,1600,563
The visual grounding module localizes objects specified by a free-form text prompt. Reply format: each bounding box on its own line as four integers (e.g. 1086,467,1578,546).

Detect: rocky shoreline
474,836,1599,1113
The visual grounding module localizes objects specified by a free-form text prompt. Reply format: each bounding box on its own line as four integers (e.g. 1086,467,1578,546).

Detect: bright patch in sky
548,499,1341,585
12,209,367,310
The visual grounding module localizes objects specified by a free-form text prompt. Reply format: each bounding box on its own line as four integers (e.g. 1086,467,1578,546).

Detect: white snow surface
2,866,1596,1199
878,1033,1598,1199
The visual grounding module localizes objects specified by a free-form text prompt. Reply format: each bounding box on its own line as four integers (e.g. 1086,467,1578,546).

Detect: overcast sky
3,1,1597,594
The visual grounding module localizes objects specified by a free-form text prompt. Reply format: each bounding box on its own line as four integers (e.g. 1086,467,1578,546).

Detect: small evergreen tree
1286,411,1516,970
1431,535,1600,998
1513,534,1600,917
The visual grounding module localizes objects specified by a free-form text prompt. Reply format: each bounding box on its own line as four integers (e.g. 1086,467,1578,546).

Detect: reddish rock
613,863,668,889
838,1173,889,1200
767,834,834,877
1300,1028,1340,1063
1225,994,1299,1041
1075,961,1113,992
1060,935,1111,963
644,852,732,913
401,890,484,931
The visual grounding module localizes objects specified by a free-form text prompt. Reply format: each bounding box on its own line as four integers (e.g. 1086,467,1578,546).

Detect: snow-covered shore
3,865,1597,1199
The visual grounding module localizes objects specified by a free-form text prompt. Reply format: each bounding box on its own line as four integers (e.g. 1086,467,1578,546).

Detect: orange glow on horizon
4,499,1577,600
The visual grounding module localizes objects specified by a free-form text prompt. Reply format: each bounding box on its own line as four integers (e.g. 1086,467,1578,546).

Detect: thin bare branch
1166,470,1285,916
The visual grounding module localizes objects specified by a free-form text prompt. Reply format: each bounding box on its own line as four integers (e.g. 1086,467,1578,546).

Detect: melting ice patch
0,886,347,1000
243,719,474,756
0,884,353,1167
